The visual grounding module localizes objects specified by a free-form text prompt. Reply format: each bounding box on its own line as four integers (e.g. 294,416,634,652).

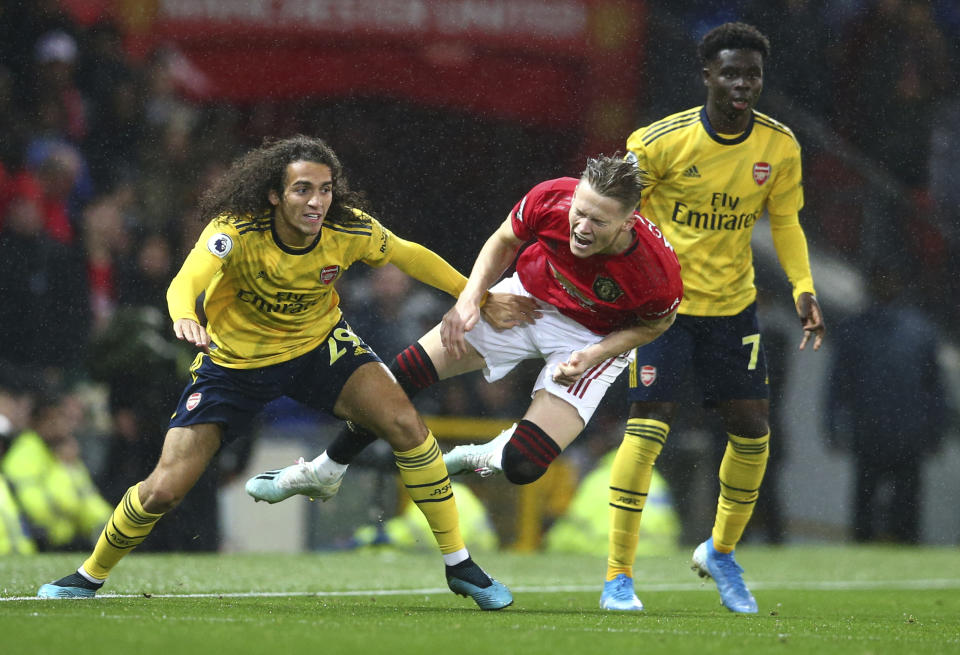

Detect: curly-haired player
37,135,520,610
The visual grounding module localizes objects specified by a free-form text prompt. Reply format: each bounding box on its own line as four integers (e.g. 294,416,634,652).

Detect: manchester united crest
593,276,623,302
753,162,771,185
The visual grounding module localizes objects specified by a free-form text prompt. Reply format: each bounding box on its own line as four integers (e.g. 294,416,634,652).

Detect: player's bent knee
501,420,561,485
137,484,181,514
501,451,546,485
371,404,426,451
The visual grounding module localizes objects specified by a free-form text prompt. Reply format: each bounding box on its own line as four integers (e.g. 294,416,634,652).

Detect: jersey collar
271,219,323,255
699,105,754,145
621,225,641,257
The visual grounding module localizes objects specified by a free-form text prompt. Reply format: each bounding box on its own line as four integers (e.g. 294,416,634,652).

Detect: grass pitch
1,546,958,655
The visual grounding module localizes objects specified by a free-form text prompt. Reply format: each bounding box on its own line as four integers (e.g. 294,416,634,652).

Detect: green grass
1,546,958,655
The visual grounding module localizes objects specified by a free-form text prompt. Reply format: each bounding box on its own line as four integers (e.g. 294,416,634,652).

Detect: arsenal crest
186,392,202,411
320,265,340,284
639,365,657,387
753,162,771,185
593,276,623,302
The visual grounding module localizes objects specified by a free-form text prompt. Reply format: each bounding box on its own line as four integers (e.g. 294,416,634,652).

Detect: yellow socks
606,418,668,580
712,431,770,552
83,483,164,580
394,432,464,555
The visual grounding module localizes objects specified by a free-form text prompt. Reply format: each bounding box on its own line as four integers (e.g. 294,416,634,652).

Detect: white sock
488,424,516,470
77,566,105,585
309,451,348,483
442,547,469,566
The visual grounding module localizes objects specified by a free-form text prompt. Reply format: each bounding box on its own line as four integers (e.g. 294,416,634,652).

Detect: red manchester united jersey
511,177,682,335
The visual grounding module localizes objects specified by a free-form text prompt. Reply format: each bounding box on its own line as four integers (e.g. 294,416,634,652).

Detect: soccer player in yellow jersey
600,23,825,614
37,135,518,610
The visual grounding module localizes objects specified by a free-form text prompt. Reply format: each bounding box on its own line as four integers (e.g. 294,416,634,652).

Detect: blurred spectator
344,264,447,361
0,362,39,555
745,0,834,116
77,21,146,190
84,72,145,191
0,172,91,373
26,131,95,240
1,386,112,550
32,30,88,144
142,46,200,131
116,231,175,308
544,449,679,557
826,261,947,543
831,0,952,189
0,1,79,108
82,190,133,332
0,64,30,171
76,20,134,116
136,108,201,234
927,94,960,327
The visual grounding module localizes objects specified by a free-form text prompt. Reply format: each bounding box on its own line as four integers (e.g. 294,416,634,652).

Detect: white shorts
464,273,634,424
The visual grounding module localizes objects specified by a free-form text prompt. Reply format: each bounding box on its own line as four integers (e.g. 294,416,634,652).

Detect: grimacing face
567,180,636,258
269,160,333,248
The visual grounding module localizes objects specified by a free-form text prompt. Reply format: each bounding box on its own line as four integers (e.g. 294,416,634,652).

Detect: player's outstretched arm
441,217,524,357
796,292,825,351
552,312,676,385
388,237,468,298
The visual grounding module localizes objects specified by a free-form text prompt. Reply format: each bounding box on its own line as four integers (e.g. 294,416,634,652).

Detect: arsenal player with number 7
600,22,826,616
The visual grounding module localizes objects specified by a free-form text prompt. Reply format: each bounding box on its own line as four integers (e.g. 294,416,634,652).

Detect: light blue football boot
445,559,513,611
691,537,758,613
600,574,644,611
38,571,102,599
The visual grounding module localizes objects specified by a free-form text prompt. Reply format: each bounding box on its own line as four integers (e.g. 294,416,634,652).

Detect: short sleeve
510,180,554,241
358,213,396,267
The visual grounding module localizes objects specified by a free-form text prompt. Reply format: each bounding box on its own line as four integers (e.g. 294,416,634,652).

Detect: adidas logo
683,165,701,178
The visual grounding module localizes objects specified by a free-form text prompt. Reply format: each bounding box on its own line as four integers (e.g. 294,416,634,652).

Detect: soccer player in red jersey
247,154,682,515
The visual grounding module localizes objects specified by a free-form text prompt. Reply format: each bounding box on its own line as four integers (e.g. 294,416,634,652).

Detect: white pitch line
3,578,960,602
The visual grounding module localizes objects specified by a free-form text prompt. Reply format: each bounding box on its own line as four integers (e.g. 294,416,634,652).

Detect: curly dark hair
197,135,368,223
697,22,770,65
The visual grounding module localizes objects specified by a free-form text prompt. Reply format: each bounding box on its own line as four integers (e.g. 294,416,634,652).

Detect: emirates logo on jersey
320,265,340,284
639,365,657,387
753,162,771,185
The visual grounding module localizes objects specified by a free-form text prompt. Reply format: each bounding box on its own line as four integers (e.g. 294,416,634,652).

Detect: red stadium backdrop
61,0,645,159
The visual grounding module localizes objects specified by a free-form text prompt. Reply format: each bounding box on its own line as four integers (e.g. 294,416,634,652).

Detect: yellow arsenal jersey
626,106,808,316
167,209,395,368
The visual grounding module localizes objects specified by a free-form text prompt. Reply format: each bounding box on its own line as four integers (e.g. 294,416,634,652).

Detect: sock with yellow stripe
607,418,669,580
82,483,164,580
393,432,465,556
712,431,770,553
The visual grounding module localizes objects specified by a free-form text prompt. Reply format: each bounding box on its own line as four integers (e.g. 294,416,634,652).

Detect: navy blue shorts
626,303,768,406
168,319,381,442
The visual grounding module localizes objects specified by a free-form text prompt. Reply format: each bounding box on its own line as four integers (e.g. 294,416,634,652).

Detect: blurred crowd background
0,0,957,557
